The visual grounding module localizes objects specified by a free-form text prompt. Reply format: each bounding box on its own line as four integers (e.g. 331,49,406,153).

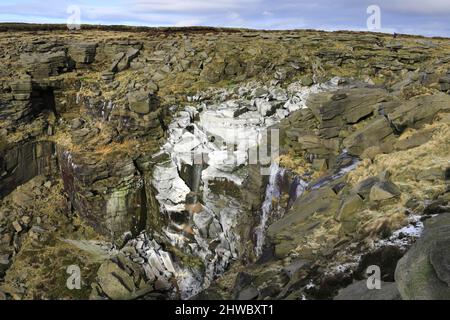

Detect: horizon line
0,22,448,39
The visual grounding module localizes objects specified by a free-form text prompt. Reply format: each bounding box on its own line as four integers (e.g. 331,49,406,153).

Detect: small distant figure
393,32,398,39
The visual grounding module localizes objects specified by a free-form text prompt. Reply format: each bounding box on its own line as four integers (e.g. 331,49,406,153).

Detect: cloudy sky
0,0,449,37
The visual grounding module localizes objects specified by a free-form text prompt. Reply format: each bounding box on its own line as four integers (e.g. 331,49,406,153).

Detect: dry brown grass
287,115,450,258
0,178,104,299
347,118,450,190
94,139,140,157
278,150,312,176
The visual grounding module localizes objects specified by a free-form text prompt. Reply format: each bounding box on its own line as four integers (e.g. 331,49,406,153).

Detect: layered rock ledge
0,25,449,300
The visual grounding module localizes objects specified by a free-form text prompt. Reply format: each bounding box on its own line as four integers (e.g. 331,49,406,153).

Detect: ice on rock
283,78,344,112
220,105,248,118
153,162,178,180
276,108,289,119
172,116,190,130
150,239,161,251
255,98,273,116
160,250,177,274
207,150,245,172
143,264,156,281
199,110,263,144
173,131,202,153
184,105,199,118
193,210,214,237
270,88,288,101
148,249,165,273
176,268,204,299
375,214,424,248
202,166,244,187
255,163,285,256
167,127,183,142
142,79,348,298
284,96,302,112
164,228,189,248
152,161,190,212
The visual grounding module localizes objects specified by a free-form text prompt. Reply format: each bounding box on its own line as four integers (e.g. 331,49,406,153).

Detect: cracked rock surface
0,25,449,300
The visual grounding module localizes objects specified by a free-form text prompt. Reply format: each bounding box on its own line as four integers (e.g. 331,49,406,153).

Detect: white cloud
385,0,450,15
175,19,203,27
131,0,261,13
227,12,240,20
0,0,448,36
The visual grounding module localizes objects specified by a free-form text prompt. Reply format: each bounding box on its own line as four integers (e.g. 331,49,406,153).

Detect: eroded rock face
388,93,450,132
20,50,72,79
57,148,148,242
1,26,450,300
204,77,449,300
278,84,391,165
97,260,137,300
395,213,450,300
343,117,394,156
1,78,57,125
127,90,158,115
309,88,388,133
0,141,56,198
268,186,340,258
68,43,97,66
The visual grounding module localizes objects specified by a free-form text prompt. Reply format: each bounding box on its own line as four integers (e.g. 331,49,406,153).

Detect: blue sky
0,0,449,37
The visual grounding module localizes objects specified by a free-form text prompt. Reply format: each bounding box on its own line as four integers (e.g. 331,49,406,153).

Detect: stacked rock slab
279,86,391,167
68,42,97,66
20,51,72,79
57,148,149,243
2,78,34,123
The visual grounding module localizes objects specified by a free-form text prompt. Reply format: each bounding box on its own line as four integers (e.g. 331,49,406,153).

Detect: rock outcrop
334,280,401,300
0,141,56,198
395,212,450,300
58,148,149,242
68,42,97,66
1,25,450,300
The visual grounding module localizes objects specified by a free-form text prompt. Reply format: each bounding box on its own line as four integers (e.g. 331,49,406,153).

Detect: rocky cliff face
0,25,449,300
